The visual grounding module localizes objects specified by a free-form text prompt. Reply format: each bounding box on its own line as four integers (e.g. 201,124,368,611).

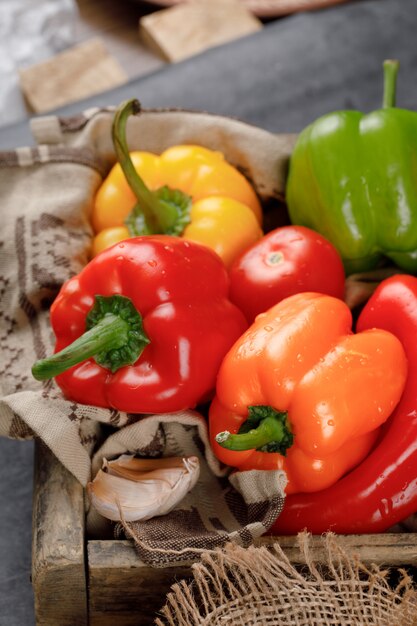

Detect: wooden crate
32,441,417,626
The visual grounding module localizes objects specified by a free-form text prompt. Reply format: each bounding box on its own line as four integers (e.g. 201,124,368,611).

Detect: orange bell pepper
91,100,263,267
209,292,407,495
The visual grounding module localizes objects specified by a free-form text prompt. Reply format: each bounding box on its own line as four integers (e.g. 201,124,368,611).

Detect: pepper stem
215,405,294,455
382,59,399,109
32,295,150,380
112,99,191,235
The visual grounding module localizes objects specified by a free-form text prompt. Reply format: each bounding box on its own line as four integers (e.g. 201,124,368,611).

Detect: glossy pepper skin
229,225,346,323
286,60,417,274
91,100,262,268
31,236,247,414
273,275,417,535
209,292,407,495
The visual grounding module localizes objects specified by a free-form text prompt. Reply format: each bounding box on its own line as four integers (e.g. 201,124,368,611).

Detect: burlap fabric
157,532,417,625
0,107,294,563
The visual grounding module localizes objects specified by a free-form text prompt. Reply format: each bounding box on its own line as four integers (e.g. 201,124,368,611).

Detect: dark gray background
1,0,417,623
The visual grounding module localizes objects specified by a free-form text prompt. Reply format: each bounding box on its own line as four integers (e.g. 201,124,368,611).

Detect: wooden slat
32,441,88,626
139,1,262,63
258,533,417,566
74,0,165,79
87,531,417,625
88,540,191,626
19,38,128,114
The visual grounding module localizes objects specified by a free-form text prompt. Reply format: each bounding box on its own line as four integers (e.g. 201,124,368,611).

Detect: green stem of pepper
215,405,294,455
113,99,192,237
32,295,150,380
112,99,179,234
382,59,399,109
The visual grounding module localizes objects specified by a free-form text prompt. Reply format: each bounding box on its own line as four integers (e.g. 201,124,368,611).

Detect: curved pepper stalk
216,405,294,455
32,295,150,380
113,99,192,236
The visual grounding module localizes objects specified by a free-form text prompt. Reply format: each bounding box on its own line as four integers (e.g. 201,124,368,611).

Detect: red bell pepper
273,274,417,534
32,236,247,414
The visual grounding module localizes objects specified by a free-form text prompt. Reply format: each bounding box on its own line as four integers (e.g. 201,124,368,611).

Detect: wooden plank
88,540,191,626
74,0,165,80
19,38,128,114
258,533,417,566
139,0,262,63
87,531,417,625
32,441,88,626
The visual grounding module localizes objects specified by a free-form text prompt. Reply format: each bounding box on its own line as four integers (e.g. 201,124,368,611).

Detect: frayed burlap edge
156,532,417,626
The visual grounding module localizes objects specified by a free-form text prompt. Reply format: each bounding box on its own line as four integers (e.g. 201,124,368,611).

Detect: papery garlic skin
87,456,200,522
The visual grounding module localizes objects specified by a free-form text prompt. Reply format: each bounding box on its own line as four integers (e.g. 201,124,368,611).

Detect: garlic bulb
87,455,200,522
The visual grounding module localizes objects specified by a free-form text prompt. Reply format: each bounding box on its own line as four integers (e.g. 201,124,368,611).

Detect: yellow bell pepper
91,100,263,267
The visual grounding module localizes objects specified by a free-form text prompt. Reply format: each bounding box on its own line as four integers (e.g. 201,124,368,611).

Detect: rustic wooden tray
32,440,417,626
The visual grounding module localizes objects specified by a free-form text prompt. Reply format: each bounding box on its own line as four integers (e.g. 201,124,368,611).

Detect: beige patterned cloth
0,107,294,563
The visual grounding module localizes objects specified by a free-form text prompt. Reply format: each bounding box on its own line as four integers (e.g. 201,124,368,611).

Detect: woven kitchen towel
0,106,292,560
0,106,295,481
87,411,287,566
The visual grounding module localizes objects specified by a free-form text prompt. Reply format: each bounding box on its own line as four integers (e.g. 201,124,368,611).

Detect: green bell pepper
286,60,417,275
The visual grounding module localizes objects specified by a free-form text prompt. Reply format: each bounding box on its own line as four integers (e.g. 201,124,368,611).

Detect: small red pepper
273,274,417,534
31,236,247,414
229,225,345,323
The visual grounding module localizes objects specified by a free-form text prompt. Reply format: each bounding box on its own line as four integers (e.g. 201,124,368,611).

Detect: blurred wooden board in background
139,0,352,18
18,0,265,114
139,0,263,62
74,0,165,80
19,38,128,114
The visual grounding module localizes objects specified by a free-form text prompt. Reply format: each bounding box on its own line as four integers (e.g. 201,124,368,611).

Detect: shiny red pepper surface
33,236,247,414
273,274,417,534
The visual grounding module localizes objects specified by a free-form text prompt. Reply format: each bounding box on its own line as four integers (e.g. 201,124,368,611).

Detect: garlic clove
87,456,200,522
108,454,187,472
104,455,189,482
